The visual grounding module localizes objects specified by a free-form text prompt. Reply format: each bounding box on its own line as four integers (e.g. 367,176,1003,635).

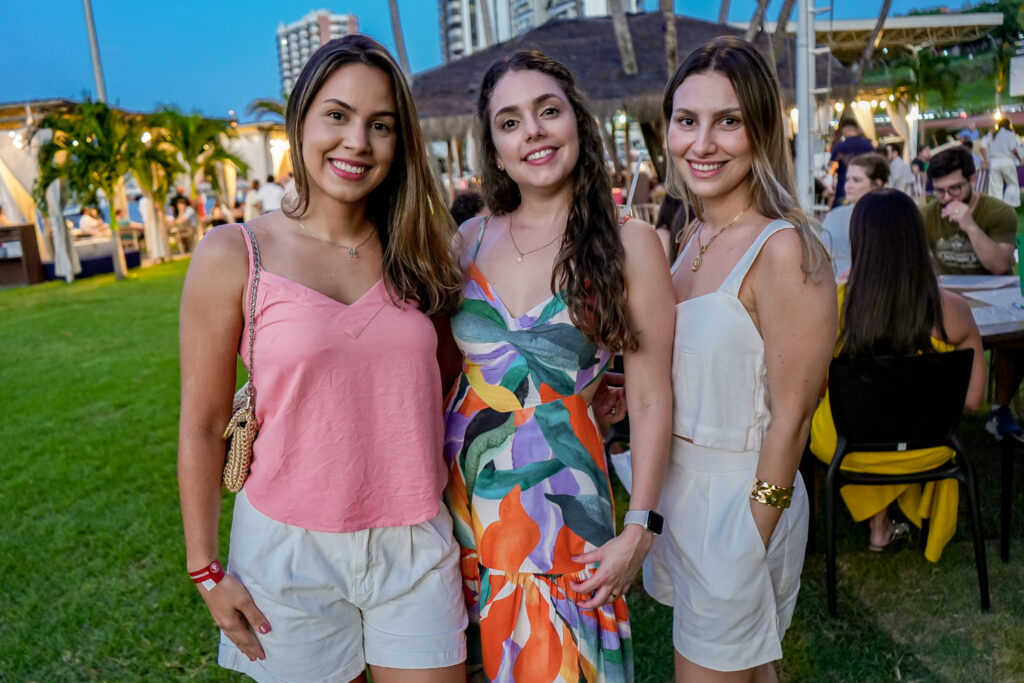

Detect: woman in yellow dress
810,188,985,561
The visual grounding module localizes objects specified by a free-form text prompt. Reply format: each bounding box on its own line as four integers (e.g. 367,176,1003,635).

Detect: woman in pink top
178,36,466,682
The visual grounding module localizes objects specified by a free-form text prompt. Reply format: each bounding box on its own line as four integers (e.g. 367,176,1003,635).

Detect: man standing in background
886,142,915,195
258,175,285,214
827,120,875,207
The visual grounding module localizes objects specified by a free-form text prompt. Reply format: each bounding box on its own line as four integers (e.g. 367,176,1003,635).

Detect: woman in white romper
643,37,837,681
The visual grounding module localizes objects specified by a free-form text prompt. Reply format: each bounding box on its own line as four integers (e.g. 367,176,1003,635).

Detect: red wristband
189,560,226,591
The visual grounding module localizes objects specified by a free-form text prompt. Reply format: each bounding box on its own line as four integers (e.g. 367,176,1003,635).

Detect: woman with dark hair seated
810,188,985,559
820,152,889,279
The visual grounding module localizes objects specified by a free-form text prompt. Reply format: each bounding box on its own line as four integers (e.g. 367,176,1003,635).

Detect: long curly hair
283,34,461,316
476,50,637,352
662,36,830,279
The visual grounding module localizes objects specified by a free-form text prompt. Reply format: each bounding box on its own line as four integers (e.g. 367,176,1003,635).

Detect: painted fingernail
258,623,271,634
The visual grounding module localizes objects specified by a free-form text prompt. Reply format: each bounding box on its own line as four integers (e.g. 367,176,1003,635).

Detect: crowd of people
175,31,1019,683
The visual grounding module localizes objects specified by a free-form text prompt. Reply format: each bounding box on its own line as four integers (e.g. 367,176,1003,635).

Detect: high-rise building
277,10,358,96
441,0,639,62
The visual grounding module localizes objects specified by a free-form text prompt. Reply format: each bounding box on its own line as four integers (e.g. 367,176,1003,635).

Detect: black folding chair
1000,437,1020,563
824,349,990,616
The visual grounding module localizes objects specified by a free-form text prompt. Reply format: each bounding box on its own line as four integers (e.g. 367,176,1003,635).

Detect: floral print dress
444,216,632,682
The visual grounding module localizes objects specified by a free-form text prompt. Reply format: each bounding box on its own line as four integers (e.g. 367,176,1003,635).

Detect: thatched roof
412,12,853,141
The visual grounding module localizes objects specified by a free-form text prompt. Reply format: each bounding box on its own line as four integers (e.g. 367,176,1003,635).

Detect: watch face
648,511,664,535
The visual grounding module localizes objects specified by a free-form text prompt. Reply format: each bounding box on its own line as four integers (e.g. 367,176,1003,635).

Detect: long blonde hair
283,35,461,315
662,36,829,278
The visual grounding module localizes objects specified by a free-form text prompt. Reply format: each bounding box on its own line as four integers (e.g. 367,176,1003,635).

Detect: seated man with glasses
925,146,1021,441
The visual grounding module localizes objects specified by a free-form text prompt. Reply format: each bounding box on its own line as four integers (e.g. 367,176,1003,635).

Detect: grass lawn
3,260,1024,681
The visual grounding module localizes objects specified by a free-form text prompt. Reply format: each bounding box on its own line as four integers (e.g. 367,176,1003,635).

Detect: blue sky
0,0,963,120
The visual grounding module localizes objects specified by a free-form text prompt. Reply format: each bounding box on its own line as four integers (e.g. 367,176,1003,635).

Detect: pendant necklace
296,221,376,258
509,216,563,263
691,202,752,272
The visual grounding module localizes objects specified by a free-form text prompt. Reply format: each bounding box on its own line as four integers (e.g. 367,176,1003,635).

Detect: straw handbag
222,223,262,492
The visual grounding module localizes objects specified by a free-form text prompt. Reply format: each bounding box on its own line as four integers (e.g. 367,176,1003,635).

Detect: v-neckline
261,270,384,308
468,262,561,322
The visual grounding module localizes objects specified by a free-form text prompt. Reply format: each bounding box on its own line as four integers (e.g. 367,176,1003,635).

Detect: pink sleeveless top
237,225,447,532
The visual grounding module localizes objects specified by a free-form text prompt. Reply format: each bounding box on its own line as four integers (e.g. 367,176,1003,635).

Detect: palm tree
155,107,247,206
661,0,677,75
745,0,771,41
993,40,1016,110
852,0,893,87
891,49,960,146
33,100,138,279
246,98,286,122
128,117,183,261
609,0,638,76
388,0,413,80
772,0,797,70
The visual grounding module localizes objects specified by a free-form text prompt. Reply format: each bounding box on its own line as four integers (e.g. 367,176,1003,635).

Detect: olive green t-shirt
924,194,1018,275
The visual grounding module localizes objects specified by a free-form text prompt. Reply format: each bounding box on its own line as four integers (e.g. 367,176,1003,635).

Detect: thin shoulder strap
239,223,262,406
471,215,491,261
719,220,794,297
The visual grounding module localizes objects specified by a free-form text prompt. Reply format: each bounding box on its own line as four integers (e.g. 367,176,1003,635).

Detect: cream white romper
643,220,809,672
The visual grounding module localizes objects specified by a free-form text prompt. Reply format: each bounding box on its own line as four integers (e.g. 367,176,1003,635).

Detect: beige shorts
219,490,468,682
643,439,808,672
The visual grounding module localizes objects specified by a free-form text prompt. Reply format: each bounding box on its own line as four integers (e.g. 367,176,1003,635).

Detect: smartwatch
624,509,664,536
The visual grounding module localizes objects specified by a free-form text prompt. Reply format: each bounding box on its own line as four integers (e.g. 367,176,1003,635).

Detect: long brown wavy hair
477,50,637,352
662,36,830,279
841,188,945,358
283,34,461,315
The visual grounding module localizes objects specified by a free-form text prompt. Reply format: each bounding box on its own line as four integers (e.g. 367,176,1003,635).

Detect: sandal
868,521,910,552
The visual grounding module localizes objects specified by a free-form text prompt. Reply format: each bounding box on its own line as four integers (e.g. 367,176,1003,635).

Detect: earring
497,162,504,171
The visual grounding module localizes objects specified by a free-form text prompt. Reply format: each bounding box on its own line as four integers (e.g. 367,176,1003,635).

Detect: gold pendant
691,255,702,272
516,255,523,263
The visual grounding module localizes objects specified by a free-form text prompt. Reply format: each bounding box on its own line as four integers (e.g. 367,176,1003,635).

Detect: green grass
3,261,1024,681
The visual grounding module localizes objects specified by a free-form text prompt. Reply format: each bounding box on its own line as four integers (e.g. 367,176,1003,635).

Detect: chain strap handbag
222,223,262,492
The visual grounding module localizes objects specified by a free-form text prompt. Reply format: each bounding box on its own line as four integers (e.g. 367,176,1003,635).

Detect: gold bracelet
750,477,794,509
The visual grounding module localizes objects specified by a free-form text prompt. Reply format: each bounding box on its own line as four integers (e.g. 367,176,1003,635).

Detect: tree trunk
388,0,413,81
601,116,623,173
445,141,456,203
661,0,677,75
104,185,128,280
772,0,797,77
609,0,638,75
852,0,892,87
718,0,731,24
745,0,771,42
639,120,666,183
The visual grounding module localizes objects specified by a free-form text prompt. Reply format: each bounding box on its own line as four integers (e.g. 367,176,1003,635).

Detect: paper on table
963,287,1024,307
971,305,1024,326
938,275,1019,292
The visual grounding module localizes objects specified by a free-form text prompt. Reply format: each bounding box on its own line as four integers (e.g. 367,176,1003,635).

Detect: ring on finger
609,593,620,600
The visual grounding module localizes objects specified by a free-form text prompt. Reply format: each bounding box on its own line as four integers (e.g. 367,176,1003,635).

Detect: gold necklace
508,216,563,263
691,203,751,272
296,221,375,258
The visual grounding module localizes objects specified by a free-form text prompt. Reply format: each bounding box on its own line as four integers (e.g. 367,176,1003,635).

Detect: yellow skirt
810,392,958,562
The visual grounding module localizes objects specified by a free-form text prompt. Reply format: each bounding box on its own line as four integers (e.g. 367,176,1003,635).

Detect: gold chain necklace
508,216,563,263
296,221,375,259
691,202,752,272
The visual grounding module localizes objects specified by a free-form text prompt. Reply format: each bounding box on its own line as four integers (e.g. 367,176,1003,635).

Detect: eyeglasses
934,180,971,199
